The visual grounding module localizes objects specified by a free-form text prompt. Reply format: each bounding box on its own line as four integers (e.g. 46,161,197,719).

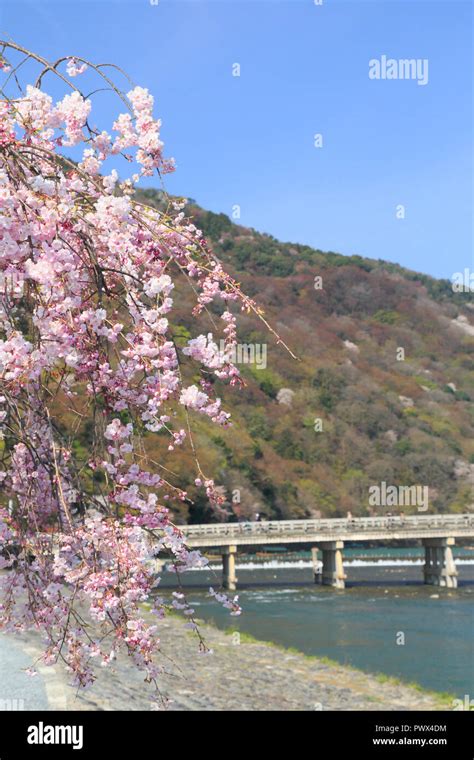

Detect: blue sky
1,0,472,279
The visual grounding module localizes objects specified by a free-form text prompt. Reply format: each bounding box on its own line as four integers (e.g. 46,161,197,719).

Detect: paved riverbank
0,632,70,710
1,616,451,711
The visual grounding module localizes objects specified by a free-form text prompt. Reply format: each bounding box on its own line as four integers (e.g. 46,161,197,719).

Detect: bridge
179,514,474,590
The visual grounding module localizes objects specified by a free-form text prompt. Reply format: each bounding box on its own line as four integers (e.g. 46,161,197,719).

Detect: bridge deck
180,514,474,548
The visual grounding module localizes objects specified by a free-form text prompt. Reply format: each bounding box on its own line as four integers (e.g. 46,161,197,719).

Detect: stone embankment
6,616,449,711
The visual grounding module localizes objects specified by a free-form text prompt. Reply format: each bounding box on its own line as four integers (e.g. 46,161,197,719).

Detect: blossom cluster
0,47,256,697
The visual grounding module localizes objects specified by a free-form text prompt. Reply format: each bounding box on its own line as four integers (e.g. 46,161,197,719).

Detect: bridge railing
181,514,474,539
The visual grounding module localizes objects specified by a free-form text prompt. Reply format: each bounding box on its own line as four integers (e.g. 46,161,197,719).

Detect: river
158,547,474,697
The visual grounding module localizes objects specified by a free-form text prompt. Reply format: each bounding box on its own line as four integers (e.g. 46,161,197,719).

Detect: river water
159,547,474,697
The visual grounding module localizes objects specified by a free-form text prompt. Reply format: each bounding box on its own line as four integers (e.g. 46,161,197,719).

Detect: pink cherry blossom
66,58,88,77
0,40,291,698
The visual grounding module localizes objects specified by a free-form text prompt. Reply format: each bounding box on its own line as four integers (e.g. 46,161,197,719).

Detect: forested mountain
92,189,474,521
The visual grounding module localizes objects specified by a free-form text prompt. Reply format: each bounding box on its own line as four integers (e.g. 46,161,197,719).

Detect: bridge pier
311,547,322,582
317,541,346,589
222,545,238,591
423,537,458,588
